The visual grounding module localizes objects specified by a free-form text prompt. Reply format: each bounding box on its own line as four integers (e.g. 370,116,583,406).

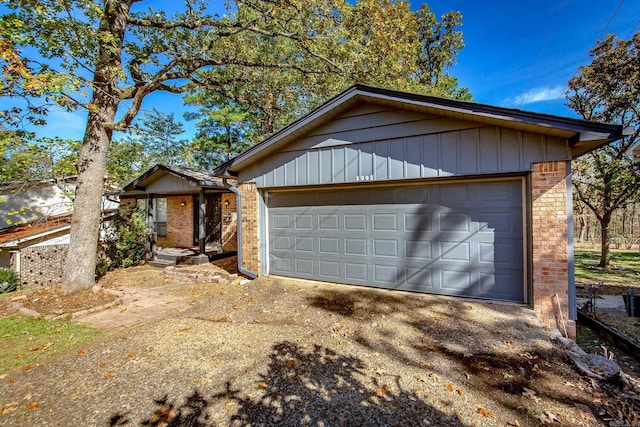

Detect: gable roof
122,164,226,193
214,84,623,177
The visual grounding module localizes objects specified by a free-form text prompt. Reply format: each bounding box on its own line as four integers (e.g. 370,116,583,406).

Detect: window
155,198,167,237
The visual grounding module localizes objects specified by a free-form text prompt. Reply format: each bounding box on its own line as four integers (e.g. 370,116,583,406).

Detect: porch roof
120,164,229,196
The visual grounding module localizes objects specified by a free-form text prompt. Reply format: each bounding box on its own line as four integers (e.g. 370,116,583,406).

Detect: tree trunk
578,214,587,243
62,0,131,293
599,212,612,268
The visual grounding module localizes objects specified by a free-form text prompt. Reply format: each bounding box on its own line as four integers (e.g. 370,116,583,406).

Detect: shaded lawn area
575,249,640,287
0,316,102,374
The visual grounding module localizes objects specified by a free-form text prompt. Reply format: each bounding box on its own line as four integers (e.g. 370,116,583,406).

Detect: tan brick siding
221,193,237,252
531,161,574,337
19,244,68,287
160,196,194,248
239,182,259,274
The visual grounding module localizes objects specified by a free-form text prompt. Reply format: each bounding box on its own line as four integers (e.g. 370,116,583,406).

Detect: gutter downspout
223,178,257,279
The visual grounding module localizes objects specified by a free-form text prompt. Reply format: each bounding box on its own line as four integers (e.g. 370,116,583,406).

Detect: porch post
147,197,157,260
199,189,206,255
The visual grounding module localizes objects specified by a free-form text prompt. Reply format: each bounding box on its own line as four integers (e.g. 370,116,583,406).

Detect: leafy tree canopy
567,31,640,267
0,0,469,291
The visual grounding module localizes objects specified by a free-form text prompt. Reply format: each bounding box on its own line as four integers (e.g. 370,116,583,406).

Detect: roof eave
215,84,625,174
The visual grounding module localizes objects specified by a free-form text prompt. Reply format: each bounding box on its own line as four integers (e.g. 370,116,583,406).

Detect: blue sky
16,0,640,141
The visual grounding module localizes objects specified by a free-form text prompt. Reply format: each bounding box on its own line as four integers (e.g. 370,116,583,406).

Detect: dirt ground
0,256,239,318
1,271,639,426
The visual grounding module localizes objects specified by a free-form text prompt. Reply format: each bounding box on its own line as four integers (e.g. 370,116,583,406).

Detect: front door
193,193,222,246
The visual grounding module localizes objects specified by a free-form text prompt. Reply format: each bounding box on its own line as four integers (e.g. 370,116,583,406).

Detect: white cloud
508,85,566,106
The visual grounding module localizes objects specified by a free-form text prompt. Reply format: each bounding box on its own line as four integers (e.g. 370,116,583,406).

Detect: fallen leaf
416,361,433,369
127,351,135,358
26,402,38,410
286,358,298,368
456,388,464,395
544,410,560,423
103,374,114,380
246,297,254,303
22,365,32,372
99,362,107,368
210,316,228,322
445,384,454,392
31,342,53,352
15,354,24,359
178,327,191,333
257,382,267,389
477,407,493,417
375,387,388,396
77,351,85,356
574,403,595,421
522,387,541,404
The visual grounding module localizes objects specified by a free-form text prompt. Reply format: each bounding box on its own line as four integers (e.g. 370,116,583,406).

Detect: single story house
118,164,237,262
215,84,624,337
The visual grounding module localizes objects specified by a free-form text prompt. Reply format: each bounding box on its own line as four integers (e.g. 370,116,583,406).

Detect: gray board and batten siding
240,103,570,187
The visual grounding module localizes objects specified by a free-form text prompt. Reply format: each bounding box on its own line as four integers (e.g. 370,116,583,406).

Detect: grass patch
574,249,640,287
0,316,103,374
593,313,640,343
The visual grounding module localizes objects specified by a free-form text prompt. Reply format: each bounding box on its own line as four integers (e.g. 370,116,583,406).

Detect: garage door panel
295,258,314,275
345,262,368,281
440,269,472,293
268,180,524,302
373,239,399,257
319,261,340,278
319,237,340,254
405,240,433,259
439,241,471,261
295,236,314,252
374,264,399,284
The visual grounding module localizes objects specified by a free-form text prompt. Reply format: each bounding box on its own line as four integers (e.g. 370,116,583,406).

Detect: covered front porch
118,164,238,264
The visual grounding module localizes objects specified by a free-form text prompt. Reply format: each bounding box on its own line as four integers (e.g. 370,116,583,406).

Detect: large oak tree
1,0,468,292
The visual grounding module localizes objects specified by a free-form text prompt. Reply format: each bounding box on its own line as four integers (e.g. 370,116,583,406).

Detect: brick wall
531,161,575,337
161,196,194,248
19,244,68,287
239,182,259,274
221,193,238,252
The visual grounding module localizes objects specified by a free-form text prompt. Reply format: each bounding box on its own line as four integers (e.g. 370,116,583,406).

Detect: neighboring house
0,177,76,231
215,84,623,337
118,164,237,262
0,177,118,286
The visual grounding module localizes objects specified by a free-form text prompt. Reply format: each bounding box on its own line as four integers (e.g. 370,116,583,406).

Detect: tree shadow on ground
109,341,466,426
306,287,608,424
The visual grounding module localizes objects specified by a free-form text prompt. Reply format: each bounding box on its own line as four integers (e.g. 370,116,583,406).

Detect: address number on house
355,175,374,182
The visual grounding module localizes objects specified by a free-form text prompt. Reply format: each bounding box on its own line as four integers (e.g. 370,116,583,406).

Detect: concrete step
148,259,175,268
155,253,180,262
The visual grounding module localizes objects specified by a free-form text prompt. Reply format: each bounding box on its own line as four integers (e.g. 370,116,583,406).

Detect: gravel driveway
0,276,602,426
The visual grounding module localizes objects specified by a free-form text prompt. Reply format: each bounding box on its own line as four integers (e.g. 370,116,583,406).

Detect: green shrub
97,208,148,278
0,268,19,293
